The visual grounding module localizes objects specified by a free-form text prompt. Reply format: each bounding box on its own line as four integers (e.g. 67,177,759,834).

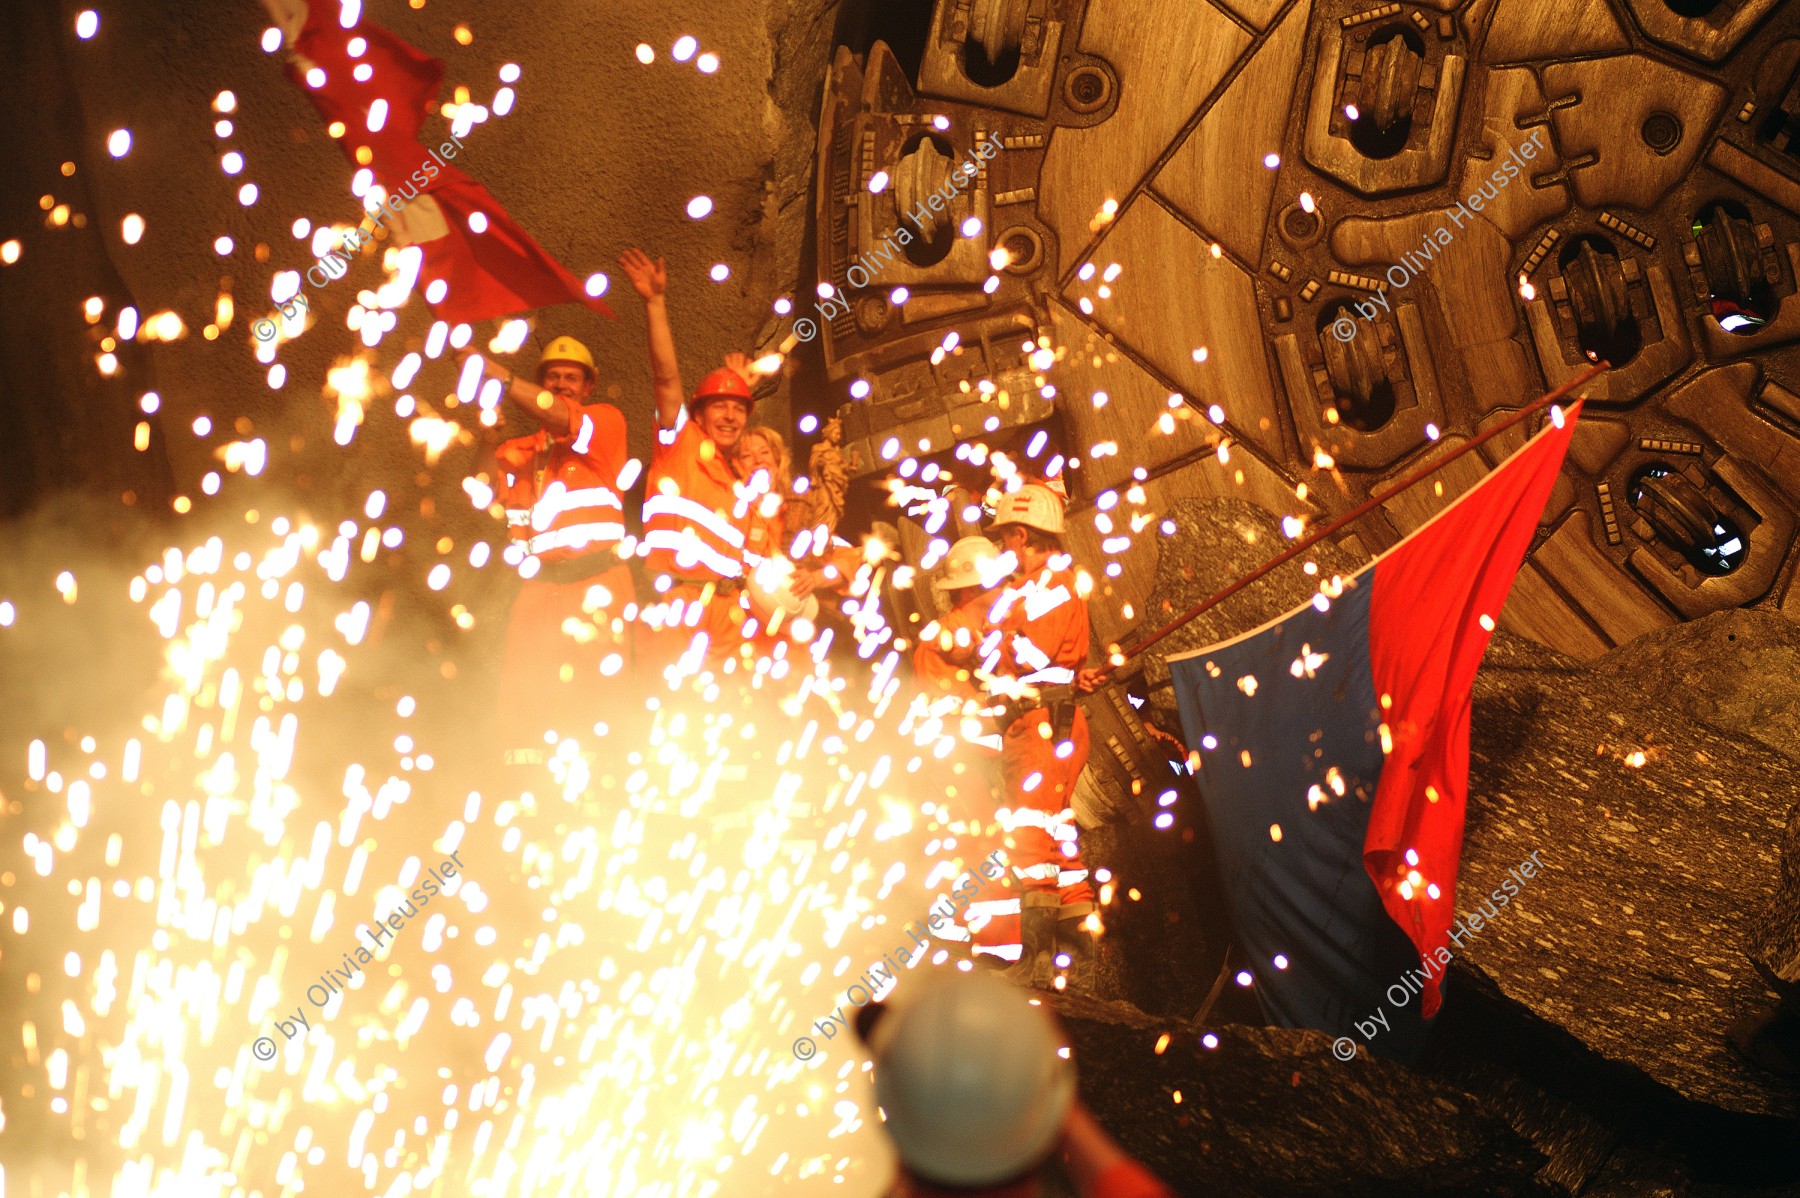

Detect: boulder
1588,610,1800,768
1459,621,1800,1121
1048,992,1551,1197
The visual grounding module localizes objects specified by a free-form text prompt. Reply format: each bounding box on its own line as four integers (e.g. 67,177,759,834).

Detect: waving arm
621,248,684,428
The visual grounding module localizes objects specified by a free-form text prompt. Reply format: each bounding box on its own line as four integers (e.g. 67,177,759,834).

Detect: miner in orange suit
465,330,637,765
965,484,1099,987
627,245,759,678
913,535,1008,725
912,535,1010,953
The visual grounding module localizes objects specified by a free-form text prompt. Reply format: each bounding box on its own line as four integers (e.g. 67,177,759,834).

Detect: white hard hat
933,535,1004,590
866,971,1076,1187
989,484,1065,536
745,557,820,623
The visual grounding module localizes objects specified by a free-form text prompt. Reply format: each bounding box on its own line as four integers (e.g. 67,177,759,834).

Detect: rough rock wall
1459,614,1800,1122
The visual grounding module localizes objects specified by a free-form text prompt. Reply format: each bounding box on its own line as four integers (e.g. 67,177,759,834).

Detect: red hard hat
690,367,755,414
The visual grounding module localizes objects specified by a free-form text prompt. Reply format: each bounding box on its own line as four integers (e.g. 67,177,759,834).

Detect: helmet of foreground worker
988,483,1065,536
933,535,1004,591
745,556,820,624
689,366,756,415
864,971,1076,1187
539,335,596,381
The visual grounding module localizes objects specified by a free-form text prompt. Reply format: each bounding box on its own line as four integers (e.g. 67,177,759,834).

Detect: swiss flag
385,175,617,325
269,0,613,322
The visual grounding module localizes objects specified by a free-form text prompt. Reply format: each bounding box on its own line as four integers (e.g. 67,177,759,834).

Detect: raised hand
618,247,667,301
452,344,487,379
723,351,755,383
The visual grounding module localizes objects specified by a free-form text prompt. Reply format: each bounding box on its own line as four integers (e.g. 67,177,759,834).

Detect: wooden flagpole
1107,360,1609,671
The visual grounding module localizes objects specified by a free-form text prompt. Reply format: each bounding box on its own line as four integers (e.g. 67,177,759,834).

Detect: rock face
1586,611,1800,1009
1588,611,1800,770
1460,614,1800,1122
1047,993,1551,1197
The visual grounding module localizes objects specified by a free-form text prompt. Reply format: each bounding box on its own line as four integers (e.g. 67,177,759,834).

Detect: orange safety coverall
742,491,863,654
493,404,635,761
913,586,1007,949
965,564,1097,963
636,413,753,672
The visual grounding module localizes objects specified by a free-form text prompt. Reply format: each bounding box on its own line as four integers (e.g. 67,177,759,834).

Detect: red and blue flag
1166,402,1582,1058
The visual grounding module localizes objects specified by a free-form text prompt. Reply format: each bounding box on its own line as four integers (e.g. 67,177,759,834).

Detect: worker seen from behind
856,970,1174,1198
968,484,1099,986
465,327,637,764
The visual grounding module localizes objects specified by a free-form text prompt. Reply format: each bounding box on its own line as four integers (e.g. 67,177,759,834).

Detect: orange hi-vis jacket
962,558,1098,960
494,404,632,566
914,587,1005,752
642,412,751,584
987,561,1093,891
985,562,1090,689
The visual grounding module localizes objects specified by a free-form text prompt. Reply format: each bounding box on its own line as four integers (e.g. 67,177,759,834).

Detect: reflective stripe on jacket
495,404,631,569
642,415,750,583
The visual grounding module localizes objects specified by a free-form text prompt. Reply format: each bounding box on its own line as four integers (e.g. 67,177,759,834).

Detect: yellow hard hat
540,335,596,380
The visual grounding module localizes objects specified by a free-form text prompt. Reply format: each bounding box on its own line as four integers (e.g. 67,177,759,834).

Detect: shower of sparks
6,185,1170,1191
2,487,1020,1195
0,13,1134,1194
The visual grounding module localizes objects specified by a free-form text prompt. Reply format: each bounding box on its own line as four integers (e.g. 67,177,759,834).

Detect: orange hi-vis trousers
497,561,634,761
966,705,1096,962
633,579,751,680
